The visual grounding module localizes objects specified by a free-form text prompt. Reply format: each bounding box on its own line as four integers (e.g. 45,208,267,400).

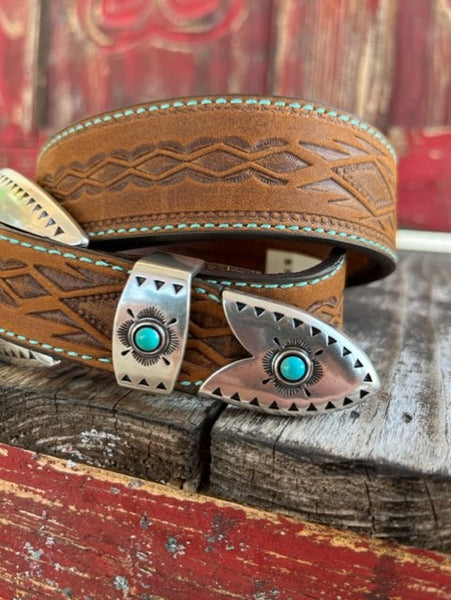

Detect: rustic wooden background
0,0,450,230
0,251,450,552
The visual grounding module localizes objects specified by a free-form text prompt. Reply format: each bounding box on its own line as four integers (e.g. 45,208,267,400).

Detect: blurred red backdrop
0,0,450,230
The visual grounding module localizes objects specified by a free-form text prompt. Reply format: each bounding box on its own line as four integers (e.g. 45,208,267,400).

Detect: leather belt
0,95,397,416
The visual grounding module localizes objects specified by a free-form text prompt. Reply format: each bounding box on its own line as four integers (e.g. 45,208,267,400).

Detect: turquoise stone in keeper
133,325,161,353
279,354,307,382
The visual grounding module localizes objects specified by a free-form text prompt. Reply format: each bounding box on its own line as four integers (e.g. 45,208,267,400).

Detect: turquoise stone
279,354,307,382
133,325,161,353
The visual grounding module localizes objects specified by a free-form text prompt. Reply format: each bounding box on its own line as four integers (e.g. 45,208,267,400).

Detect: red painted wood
269,0,396,129
43,0,272,130
1,0,450,228
396,129,451,231
0,1,41,177
389,0,451,127
0,443,449,600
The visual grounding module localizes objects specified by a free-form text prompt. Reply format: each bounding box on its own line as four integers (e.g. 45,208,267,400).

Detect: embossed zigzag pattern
0,234,344,380
42,138,309,199
0,242,251,375
42,136,396,237
0,253,126,354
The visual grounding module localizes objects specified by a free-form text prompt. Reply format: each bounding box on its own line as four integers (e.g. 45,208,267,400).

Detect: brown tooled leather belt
0,95,397,416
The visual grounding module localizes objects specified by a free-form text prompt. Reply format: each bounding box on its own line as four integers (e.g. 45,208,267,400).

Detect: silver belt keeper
112,252,204,395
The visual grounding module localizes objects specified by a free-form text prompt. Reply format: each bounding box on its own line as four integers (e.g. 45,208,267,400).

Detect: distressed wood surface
269,0,397,129
0,443,449,600
0,252,450,553
208,252,451,551
0,360,222,491
42,0,272,131
389,0,451,127
0,0,42,174
0,0,450,229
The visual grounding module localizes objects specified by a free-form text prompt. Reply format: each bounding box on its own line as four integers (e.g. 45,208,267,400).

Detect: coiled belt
0,95,397,416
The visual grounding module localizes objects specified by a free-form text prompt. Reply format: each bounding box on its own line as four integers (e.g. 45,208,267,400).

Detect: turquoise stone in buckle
277,352,309,383
112,252,205,396
199,290,380,416
133,325,163,353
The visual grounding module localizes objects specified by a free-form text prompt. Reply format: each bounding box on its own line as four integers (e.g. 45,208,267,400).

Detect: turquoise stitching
88,223,397,261
194,287,221,303
0,232,223,299
205,256,345,289
0,233,131,274
39,97,396,160
180,380,204,387
0,328,112,364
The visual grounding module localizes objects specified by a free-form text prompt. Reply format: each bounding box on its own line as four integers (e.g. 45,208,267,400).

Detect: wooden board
208,251,451,551
0,442,449,600
389,0,451,127
42,0,272,131
0,0,42,174
0,251,450,553
1,0,451,229
0,360,223,491
269,0,397,129
391,128,451,231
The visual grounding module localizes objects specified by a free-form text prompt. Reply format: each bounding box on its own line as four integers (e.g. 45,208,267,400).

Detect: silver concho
112,252,204,395
0,168,89,367
199,290,380,416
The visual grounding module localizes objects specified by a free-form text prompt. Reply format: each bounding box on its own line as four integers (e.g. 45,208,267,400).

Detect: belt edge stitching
38,97,396,161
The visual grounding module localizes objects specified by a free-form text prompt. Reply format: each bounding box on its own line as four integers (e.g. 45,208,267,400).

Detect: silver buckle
112,252,204,395
199,290,380,415
0,168,89,367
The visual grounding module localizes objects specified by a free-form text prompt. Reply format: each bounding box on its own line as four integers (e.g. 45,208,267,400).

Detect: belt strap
37,95,397,284
0,96,397,416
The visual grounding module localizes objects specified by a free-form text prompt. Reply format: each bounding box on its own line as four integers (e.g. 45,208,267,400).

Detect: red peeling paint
0,443,449,600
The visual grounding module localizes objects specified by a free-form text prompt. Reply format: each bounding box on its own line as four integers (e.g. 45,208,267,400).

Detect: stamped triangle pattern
199,290,380,416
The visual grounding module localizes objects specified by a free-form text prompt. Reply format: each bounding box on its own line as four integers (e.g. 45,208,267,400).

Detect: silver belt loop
112,252,204,395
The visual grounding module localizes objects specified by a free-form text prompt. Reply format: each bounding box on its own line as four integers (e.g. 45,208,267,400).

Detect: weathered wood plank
0,252,449,550
42,0,271,131
0,0,41,176
0,362,222,490
389,0,451,127
269,0,397,129
0,443,449,600
208,252,451,551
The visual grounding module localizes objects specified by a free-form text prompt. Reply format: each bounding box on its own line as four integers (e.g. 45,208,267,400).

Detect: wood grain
0,0,42,175
389,0,451,127
269,0,397,129
0,252,449,551
208,252,451,551
42,0,272,131
0,443,449,600
0,361,223,491
392,128,451,231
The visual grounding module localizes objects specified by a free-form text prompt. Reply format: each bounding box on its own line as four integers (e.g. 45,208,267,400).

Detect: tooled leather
0,229,346,386
36,96,397,282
